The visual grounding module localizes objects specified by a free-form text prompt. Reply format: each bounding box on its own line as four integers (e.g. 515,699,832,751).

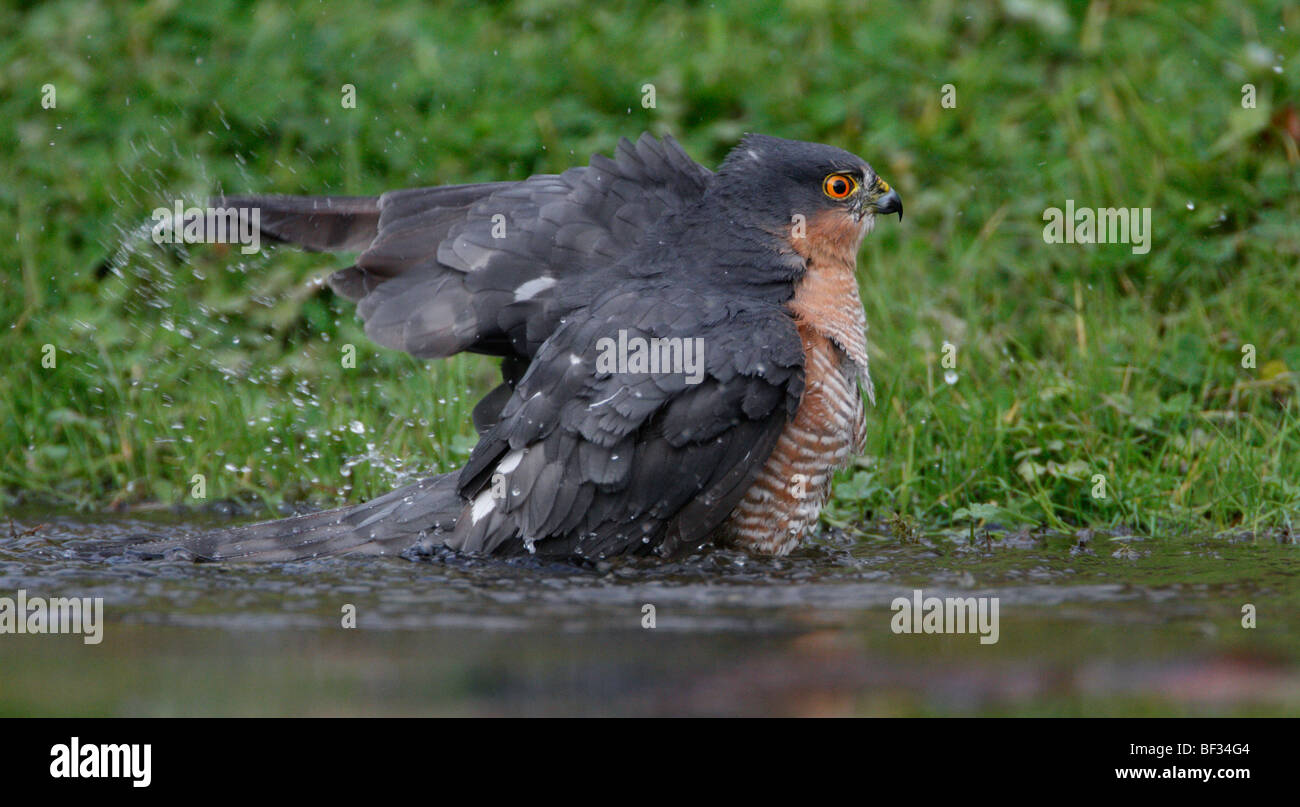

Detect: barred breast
723,209,873,555
724,327,865,555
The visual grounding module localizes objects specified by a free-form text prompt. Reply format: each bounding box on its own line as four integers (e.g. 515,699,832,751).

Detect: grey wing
217,133,711,434
221,133,710,361
342,132,710,361
447,288,806,559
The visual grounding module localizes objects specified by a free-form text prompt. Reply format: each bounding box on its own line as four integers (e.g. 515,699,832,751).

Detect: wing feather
447,287,803,559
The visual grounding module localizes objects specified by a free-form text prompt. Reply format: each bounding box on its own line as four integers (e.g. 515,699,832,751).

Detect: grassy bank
2,0,1298,537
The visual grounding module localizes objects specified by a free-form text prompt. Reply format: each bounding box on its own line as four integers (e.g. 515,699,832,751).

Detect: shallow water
1,510,1296,715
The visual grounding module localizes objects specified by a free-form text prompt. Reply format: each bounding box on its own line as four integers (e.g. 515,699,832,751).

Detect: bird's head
711,134,902,249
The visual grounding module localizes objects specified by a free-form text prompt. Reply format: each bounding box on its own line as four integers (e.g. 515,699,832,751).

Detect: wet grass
2,0,1299,540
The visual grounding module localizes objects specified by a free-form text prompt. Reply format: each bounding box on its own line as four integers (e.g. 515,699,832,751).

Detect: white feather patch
513,276,556,301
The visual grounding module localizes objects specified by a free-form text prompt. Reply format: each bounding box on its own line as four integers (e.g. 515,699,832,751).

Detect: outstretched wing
448,285,805,559
219,133,712,434
345,133,710,361
223,133,710,362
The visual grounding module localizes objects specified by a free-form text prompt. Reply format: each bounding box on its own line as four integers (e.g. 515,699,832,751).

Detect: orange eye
822,173,857,200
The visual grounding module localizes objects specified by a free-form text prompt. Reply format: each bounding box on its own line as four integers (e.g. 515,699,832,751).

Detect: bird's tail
134,473,463,562
210,194,383,253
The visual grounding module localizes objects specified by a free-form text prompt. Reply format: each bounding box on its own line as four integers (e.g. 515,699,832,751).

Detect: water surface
1,510,1296,716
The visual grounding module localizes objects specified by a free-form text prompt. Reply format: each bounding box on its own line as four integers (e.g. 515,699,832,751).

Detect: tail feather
212,194,382,253
136,473,462,562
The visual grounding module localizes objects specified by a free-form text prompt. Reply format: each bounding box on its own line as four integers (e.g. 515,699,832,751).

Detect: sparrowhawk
152,133,902,562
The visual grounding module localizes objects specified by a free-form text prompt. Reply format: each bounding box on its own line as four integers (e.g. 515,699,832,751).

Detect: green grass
2,0,1298,536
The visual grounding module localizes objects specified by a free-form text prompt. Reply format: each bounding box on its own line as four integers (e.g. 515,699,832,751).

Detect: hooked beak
872,186,903,221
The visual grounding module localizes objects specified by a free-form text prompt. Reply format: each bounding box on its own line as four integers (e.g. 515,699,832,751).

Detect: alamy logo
0,590,103,645
890,589,1000,644
150,201,261,254
594,329,705,384
1042,200,1150,255
50,737,151,788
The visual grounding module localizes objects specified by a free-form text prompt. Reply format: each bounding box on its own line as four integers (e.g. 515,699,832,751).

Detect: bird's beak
872,186,903,221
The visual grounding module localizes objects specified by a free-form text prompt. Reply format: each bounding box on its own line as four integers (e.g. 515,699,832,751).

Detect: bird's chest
724,254,871,556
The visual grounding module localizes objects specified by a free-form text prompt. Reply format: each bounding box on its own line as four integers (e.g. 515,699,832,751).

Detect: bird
150,132,902,563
